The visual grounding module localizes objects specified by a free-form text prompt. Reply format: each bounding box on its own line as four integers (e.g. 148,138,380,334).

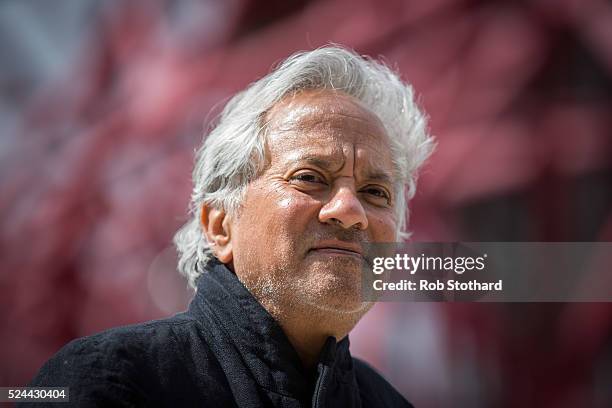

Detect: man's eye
362,187,391,201
291,173,325,184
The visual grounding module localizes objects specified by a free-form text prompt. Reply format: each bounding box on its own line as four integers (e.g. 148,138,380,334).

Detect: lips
309,241,364,258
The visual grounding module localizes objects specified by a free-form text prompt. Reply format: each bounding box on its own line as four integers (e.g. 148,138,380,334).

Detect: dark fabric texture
22,259,413,407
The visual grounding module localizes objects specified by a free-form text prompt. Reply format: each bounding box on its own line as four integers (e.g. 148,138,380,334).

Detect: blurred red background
1,0,611,407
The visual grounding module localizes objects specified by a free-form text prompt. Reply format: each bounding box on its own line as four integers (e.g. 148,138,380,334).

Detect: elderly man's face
230,90,397,315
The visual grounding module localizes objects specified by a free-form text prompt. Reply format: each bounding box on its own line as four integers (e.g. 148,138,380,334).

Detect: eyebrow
364,171,395,186
295,154,343,172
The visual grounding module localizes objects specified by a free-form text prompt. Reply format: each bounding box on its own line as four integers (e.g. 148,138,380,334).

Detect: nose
319,184,368,230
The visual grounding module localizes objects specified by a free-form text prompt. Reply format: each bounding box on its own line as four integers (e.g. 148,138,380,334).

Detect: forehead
264,90,393,169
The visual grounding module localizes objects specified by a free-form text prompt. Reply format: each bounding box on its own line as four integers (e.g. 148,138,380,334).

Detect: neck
232,263,369,370
258,298,361,370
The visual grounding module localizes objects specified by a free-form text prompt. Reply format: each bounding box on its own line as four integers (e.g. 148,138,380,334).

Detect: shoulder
38,313,199,376
353,357,414,408
27,313,221,406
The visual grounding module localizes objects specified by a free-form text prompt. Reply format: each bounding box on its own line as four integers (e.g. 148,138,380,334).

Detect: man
25,46,434,407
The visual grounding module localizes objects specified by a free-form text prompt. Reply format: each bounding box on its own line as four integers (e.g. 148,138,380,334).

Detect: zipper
312,337,336,408
313,363,330,408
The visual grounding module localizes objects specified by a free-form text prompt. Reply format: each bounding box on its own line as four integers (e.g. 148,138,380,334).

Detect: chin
310,296,373,315
285,256,370,313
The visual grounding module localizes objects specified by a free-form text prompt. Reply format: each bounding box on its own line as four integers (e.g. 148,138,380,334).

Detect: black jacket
24,259,413,407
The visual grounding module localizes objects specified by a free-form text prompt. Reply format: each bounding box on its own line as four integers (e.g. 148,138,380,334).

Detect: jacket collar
187,258,356,399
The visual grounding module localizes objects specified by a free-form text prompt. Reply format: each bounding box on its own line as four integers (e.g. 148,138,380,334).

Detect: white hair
174,45,435,288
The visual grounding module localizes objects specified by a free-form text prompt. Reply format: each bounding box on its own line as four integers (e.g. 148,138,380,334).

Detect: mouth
309,241,365,259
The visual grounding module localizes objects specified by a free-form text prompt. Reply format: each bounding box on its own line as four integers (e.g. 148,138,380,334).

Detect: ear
200,204,233,264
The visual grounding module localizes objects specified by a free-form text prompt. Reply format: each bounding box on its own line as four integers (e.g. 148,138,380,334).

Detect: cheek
368,212,397,241
241,184,320,245
268,193,320,238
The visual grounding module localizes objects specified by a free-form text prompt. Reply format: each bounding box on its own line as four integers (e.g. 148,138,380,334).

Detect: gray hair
174,45,435,289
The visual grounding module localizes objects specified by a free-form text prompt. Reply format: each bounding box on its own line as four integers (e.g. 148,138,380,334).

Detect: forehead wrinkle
266,91,387,138
269,115,383,143
283,150,346,173
280,113,385,141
